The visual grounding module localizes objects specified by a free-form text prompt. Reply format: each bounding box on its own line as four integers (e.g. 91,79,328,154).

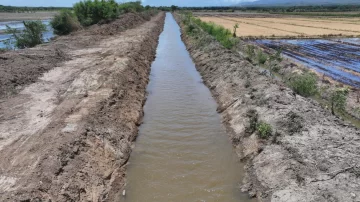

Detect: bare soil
175,13,360,202
0,12,165,201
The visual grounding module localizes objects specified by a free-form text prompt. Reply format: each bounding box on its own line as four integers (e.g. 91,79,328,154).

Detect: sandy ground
175,13,360,202
199,15,360,38
0,12,57,22
0,12,165,201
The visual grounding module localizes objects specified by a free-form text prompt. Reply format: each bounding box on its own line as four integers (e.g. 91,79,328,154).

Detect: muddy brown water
124,13,253,202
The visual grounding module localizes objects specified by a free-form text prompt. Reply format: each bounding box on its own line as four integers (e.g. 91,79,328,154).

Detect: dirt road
0,12,165,201
175,14,360,202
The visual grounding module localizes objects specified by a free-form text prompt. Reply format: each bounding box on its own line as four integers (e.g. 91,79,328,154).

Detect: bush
257,122,272,139
119,1,144,13
51,10,82,35
256,50,268,65
330,87,349,115
74,0,120,26
288,72,318,97
6,21,47,49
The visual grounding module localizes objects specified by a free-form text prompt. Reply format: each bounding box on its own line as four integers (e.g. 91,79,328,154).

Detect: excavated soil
0,12,165,201
175,14,360,202
0,12,156,99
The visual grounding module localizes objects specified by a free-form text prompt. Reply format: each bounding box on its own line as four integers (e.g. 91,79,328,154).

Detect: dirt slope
175,14,360,202
0,12,165,201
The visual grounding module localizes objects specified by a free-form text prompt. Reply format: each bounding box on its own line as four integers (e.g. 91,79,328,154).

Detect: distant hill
237,0,360,7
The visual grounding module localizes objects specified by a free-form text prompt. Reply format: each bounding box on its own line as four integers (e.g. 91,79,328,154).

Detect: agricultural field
198,15,360,38
197,13,360,90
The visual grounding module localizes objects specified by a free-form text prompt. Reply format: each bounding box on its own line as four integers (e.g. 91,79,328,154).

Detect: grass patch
257,122,272,139
288,72,318,97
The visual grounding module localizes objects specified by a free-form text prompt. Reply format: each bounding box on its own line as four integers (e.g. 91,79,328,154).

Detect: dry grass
199,16,360,38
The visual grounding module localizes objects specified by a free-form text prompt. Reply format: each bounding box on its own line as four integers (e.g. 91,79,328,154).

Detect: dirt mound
175,14,360,202
0,13,165,202
0,12,158,99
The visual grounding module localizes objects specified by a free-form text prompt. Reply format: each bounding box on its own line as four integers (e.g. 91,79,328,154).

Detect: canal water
124,13,253,202
0,20,54,49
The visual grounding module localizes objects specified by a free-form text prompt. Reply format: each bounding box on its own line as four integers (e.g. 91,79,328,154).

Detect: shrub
74,0,120,26
6,20,47,49
118,1,144,13
257,121,272,139
51,10,82,35
330,87,349,115
288,72,318,97
245,44,255,61
256,50,268,65
245,109,258,134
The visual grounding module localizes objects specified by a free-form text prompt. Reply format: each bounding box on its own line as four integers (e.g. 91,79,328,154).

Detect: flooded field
123,13,253,202
0,20,53,49
255,38,360,88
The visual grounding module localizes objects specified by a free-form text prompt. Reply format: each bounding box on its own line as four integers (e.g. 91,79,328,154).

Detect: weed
285,111,304,135
233,23,239,37
6,21,47,49
257,121,272,139
288,72,318,97
245,79,251,88
330,87,349,115
51,10,82,35
256,50,268,65
245,45,255,61
245,109,258,134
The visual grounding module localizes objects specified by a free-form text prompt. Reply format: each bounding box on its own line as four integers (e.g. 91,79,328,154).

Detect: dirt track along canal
123,13,253,202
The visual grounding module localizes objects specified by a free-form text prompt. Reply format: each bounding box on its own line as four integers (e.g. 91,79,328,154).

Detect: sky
0,0,255,7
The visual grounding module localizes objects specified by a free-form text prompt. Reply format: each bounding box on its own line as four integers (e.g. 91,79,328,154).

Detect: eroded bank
175,13,360,202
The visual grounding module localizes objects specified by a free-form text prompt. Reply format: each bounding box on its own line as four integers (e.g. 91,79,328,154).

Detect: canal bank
123,13,253,202
174,13,360,202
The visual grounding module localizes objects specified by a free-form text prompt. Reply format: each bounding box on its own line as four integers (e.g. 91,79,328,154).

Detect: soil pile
0,12,165,201
175,14,360,202
0,11,158,99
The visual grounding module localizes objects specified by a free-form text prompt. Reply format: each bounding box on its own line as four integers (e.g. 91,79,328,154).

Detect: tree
171,5,178,12
330,87,349,115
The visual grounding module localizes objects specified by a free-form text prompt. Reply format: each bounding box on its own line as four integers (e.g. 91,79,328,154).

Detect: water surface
124,13,253,202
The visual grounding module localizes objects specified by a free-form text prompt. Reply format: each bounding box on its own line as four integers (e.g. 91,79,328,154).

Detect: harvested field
198,15,360,38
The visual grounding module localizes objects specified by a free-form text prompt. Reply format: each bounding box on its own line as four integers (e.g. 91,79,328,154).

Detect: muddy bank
175,14,360,202
0,12,165,201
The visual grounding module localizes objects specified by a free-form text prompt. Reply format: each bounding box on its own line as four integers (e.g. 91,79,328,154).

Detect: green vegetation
245,109,259,134
233,23,239,37
5,21,47,49
256,50,268,65
51,10,82,35
245,44,256,61
73,0,120,26
288,72,318,97
118,1,144,13
257,121,272,139
330,87,349,115
181,12,238,49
